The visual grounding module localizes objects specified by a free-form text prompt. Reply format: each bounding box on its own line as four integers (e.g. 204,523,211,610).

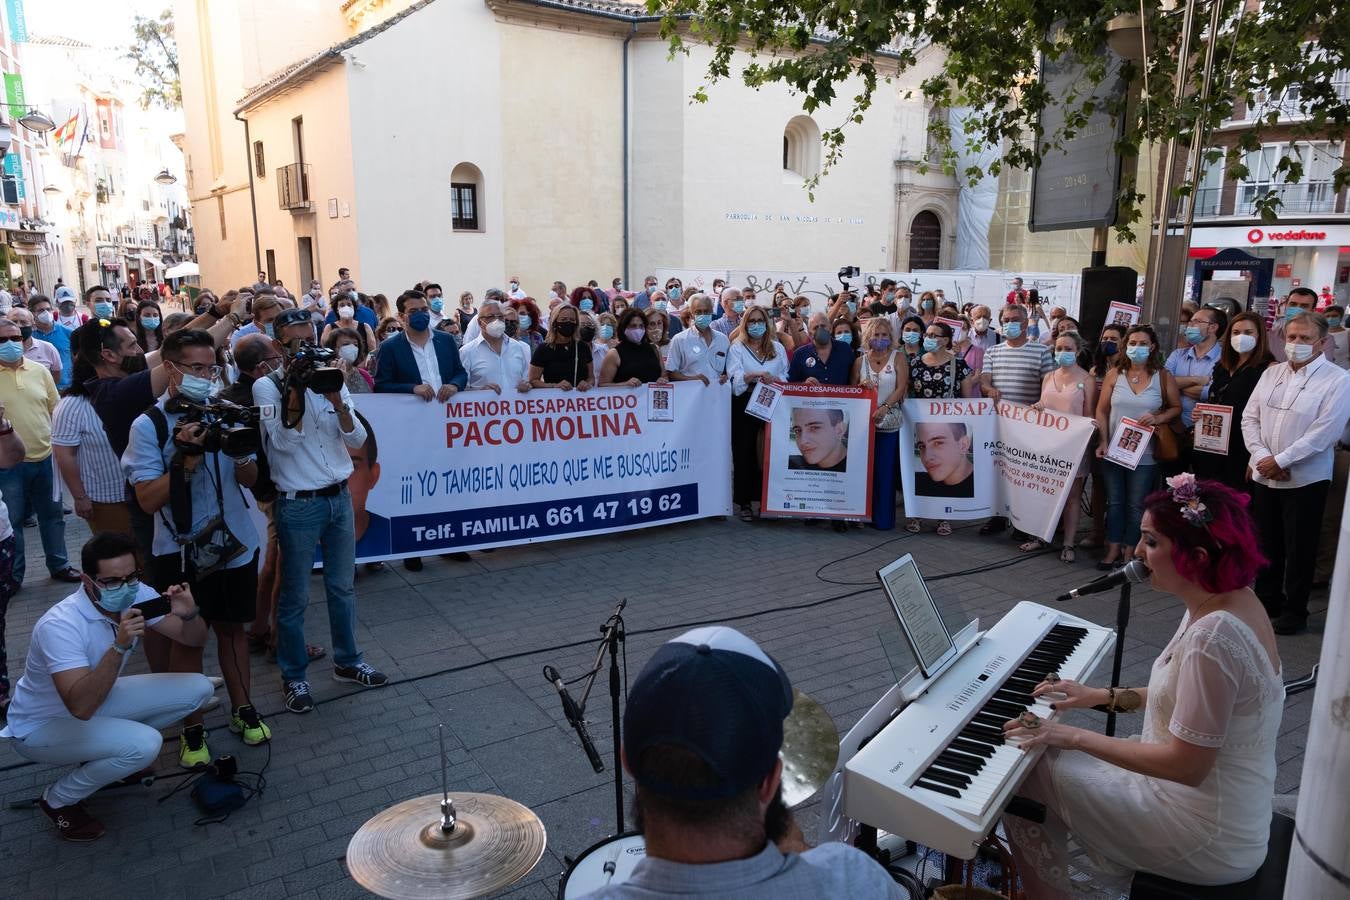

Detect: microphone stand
573,599,628,835
1105,582,1131,738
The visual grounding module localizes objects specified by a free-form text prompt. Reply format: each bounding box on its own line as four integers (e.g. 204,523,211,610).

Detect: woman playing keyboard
1001,475,1283,898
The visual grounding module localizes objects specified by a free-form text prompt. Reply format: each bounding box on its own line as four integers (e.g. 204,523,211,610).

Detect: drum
558,833,646,898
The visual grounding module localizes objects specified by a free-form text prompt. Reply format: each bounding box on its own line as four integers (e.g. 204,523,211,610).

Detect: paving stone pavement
0,513,1327,899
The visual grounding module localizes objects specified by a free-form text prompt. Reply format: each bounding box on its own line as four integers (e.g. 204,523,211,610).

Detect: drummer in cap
579,625,905,898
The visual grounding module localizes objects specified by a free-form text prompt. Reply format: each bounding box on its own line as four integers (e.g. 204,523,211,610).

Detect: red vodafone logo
1245,228,1328,244
1247,228,1264,243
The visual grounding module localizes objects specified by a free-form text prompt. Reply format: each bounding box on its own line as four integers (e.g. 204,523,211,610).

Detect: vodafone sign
1193,224,1350,248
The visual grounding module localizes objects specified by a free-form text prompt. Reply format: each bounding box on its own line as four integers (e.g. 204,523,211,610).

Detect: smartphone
132,595,172,619
768,307,781,319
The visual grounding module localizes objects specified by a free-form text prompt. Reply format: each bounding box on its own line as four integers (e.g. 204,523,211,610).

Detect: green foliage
648,0,1349,239
127,9,180,110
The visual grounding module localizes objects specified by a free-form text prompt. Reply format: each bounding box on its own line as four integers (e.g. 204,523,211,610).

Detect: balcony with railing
1237,183,1339,216
277,163,312,213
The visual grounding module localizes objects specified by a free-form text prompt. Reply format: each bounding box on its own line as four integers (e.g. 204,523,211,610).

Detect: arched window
782,116,822,180
450,162,484,232
909,211,942,270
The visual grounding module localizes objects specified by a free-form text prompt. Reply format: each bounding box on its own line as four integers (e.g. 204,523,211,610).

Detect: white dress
1006,610,1284,897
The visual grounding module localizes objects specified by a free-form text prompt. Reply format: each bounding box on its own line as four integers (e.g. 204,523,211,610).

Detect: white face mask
974,317,990,332
338,305,355,319
484,319,506,339
338,344,359,364
1285,341,1315,363
1230,333,1256,354
36,311,53,327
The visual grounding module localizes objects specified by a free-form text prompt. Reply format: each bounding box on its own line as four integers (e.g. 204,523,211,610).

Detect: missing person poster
761,384,876,521
898,400,1095,541
1105,416,1153,470
898,399,997,521
338,384,731,562
1106,301,1142,328
1192,403,1233,455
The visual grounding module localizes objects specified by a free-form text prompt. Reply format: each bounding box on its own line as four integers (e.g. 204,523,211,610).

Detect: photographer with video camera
122,329,270,767
254,308,387,715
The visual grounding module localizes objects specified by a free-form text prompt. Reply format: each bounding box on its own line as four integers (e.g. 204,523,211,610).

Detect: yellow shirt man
0,357,59,462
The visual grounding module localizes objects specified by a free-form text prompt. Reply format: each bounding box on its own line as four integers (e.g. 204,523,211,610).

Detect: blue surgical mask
348,290,359,303
1328,316,1343,329
580,299,594,312
95,580,141,614
669,287,682,300
654,301,668,312
869,337,891,352
1055,350,1077,368
922,337,940,352
747,322,767,338
264,323,275,340
1285,307,1303,322
836,332,853,345
847,301,857,314
0,341,22,363
1126,346,1151,364
178,373,216,402
1100,340,1118,357
599,324,614,341
1183,326,1203,343
1003,322,1022,339
430,298,444,313
141,317,161,330
695,313,713,330
922,300,934,310
519,315,532,330
902,331,921,345
94,301,116,318
733,301,745,314
409,310,432,332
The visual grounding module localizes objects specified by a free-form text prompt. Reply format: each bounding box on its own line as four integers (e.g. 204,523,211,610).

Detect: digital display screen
880,556,955,676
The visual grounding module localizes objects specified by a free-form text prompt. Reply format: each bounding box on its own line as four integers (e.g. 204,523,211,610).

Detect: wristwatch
112,641,133,655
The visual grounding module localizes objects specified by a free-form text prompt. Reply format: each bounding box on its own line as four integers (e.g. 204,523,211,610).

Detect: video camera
165,396,261,458
286,343,346,396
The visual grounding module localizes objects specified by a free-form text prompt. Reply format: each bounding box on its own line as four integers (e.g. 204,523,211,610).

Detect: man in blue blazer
374,289,469,571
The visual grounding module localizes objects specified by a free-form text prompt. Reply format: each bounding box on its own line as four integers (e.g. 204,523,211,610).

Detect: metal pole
1106,582,1131,738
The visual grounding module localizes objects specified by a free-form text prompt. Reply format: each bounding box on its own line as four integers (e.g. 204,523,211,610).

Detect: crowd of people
0,268,1343,849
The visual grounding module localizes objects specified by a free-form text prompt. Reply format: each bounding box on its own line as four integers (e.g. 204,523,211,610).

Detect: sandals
738,504,754,523
1060,546,1076,564
1019,539,1047,552
936,521,952,536
906,519,922,533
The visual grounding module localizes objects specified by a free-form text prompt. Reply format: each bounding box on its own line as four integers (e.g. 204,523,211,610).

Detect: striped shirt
984,340,1054,406
52,395,126,503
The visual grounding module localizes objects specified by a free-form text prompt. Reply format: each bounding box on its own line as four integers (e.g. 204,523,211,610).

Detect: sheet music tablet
877,554,957,678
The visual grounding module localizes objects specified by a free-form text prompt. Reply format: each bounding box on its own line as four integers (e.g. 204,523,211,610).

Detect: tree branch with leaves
648,0,1350,238
127,9,180,110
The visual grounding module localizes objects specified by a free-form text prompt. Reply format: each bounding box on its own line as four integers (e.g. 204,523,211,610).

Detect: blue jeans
0,456,69,583
871,429,901,531
275,488,362,682
1101,461,1157,548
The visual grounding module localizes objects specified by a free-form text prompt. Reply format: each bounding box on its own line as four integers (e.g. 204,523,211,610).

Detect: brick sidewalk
0,515,1326,899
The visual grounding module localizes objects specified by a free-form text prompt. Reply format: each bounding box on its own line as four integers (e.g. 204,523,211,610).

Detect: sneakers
179,724,211,769
283,680,315,714
38,797,105,842
229,704,272,745
333,662,389,688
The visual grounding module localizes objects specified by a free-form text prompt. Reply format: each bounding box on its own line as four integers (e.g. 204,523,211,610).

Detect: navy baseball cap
273,308,312,331
624,626,793,800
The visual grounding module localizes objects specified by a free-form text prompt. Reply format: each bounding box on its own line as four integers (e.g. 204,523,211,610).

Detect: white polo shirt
665,326,730,382
1,583,164,740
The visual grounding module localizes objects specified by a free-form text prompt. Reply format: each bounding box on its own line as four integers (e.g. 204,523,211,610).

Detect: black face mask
556,321,577,338
579,325,596,343
18,326,31,341
504,321,519,337
120,353,148,374
869,302,887,317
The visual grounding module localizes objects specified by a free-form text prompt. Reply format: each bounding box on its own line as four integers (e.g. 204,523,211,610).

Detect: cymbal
780,688,840,808
347,793,547,900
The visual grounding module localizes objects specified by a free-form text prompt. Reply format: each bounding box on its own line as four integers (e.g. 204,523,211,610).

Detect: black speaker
1078,266,1139,342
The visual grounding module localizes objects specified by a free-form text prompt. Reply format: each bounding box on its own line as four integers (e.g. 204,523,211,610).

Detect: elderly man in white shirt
459,300,532,393
664,293,731,386
1241,310,1350,635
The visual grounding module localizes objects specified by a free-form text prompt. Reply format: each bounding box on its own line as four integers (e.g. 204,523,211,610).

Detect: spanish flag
52,112,79,148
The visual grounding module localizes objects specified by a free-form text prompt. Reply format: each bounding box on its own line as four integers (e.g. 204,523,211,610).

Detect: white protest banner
989,402,1097,540
898,399,1095,540
344,384,731,562
762,384,876,521
898,399,998,521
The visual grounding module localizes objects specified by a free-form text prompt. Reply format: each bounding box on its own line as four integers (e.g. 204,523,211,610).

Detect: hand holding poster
1192,403,1233,455
1105,416,1153,470
745,381,784,422
761,384,876,520
1106,301,1142,329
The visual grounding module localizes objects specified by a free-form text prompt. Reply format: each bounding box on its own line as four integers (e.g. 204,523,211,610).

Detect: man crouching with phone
0,533,213,841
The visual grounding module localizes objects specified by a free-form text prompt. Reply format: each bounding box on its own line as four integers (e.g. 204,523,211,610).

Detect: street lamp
17,108,56,134
154,168,177,186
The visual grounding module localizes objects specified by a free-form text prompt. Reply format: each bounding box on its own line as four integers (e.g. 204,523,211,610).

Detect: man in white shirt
507,275,526,300
6,307,61,385
0,532,212,841
255,308,389,713
1268,287,1317,363
664,293,730,386
459,300,532,393
1241,311,1350,634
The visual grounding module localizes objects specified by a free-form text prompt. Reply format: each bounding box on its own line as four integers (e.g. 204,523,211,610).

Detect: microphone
1055,560,1150,602
544,665,604,773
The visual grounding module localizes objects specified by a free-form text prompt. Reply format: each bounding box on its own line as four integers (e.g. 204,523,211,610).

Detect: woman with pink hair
1001,477,1283,898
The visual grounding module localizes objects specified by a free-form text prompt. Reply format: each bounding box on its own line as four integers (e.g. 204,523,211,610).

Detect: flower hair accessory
1166,473,1213,527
